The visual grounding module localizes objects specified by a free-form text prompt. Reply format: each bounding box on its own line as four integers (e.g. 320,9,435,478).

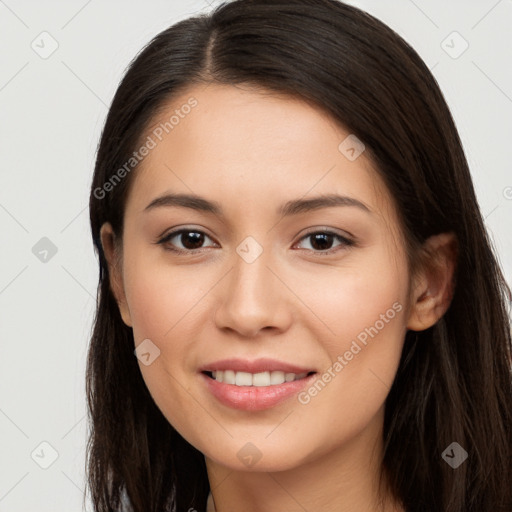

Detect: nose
213,246,292,338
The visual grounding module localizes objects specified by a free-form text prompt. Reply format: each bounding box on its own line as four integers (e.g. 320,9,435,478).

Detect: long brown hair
86,1,512,510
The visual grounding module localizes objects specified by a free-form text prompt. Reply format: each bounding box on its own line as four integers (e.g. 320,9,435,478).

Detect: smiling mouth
202,370,317,387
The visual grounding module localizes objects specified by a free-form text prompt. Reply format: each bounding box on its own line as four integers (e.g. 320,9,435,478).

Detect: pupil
311,233,333,250
182,231,204,249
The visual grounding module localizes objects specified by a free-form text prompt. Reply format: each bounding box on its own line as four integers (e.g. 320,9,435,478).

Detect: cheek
123,247,211,342
293,246,407,352
122,250,214,417
124,265,202,433
291,247,408,414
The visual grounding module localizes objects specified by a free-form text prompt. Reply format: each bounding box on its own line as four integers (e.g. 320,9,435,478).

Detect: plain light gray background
0,0,511,510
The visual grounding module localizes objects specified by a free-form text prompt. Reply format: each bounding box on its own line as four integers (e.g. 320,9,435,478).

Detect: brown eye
309,233,335,251
157,229,216,253
296,230,354,254
176,231,205,250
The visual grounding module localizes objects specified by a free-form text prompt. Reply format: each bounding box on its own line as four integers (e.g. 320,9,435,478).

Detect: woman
86,0,512,510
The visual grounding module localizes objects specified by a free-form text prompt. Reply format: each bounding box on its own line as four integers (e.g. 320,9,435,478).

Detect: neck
205,407,404,512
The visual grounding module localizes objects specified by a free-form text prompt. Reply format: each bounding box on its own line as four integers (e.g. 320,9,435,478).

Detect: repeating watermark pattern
236,236,264,264
0,1,508,509
338,134,366,161
441,31,469,59
442,442,468,469
30,441,59,469
134,338,161,366
31,237,58,263
31,31,59,59
237,442,263,467
298,301,403,404
93,97,198,200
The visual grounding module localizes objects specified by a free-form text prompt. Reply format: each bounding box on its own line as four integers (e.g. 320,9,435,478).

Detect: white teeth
235,371,252,386
210,370,309,386
270,371,285,385
253,371,271,387
223,370,235,384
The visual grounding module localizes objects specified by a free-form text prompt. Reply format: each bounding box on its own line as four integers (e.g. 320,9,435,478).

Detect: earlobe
406,232,458,332
99,222,133,327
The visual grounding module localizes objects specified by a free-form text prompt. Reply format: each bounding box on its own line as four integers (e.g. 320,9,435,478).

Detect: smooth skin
100,83,456,512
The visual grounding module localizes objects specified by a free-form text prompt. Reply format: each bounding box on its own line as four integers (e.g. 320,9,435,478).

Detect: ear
406,232,458,332
99,222,132,327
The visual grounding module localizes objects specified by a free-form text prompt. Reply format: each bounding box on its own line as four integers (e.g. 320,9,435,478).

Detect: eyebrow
144,192,373,217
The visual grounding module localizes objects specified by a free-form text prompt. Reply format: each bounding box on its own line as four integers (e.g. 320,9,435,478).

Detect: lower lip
200,372,317,411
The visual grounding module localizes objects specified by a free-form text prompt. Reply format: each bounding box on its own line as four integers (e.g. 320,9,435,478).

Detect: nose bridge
233,239,270,297
214,235,287,336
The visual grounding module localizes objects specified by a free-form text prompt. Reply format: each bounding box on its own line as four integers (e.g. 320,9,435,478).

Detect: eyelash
155,228,355,256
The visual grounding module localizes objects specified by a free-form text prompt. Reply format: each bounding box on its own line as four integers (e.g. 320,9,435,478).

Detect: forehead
127,83,395,224
145,83,357,165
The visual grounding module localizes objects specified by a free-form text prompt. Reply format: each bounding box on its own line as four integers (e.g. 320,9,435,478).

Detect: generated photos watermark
93,97,198,200
298,301,403,405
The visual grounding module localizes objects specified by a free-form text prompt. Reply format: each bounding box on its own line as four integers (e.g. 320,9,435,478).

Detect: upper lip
199,358,316,374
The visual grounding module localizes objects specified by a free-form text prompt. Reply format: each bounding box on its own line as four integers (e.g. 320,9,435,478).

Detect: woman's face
102,83,416,472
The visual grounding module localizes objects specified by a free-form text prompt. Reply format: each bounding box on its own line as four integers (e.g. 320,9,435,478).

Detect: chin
203,439,311,473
